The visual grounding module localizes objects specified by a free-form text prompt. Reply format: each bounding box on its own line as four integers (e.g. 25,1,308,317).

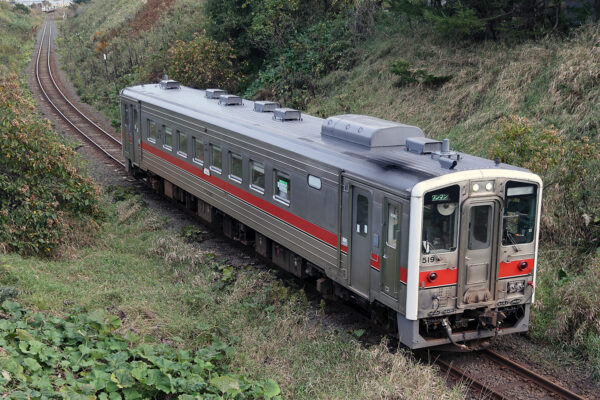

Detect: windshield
503,182,537,245
422,185,460,254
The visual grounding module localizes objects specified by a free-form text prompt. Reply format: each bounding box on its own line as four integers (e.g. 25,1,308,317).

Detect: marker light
519,261,528,270
472,184,480,192
427,272,438,282
485,182,493,191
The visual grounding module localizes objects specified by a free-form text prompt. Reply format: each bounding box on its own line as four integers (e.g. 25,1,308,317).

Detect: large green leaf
263,379,281,399
22,357,41,372
110,369,135,389
146,369,172,393
210,375,241,394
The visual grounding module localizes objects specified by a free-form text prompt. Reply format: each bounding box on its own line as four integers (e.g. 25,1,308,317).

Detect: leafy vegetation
0,301,280,398
167,34,240,92
0,78,102,255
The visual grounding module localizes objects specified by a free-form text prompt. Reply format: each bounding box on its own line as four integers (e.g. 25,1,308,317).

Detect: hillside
58,0,600,377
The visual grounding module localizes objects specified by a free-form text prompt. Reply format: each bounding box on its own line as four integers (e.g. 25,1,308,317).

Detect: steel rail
35,21,125,168
433,356,506,400
481,349,586,400
44,24,121,146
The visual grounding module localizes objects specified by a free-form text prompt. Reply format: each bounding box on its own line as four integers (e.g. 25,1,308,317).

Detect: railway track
421,349,586,399
35,19,125,168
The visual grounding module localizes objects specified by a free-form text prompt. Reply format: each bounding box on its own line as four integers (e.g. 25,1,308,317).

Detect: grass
0,192,464,399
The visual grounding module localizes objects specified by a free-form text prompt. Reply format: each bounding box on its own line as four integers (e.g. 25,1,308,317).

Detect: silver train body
120,81,542,349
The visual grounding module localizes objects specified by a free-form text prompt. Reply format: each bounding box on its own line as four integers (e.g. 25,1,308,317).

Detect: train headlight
472,184,480,192
518,261,528,270
427,272,438,282
485,182,493,191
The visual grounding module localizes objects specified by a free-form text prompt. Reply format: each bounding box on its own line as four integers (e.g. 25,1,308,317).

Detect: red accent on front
499,258,535,278
400,267,457,287
419,268,457,287
400,267,407,283
370,253,380,270
142,142,345,252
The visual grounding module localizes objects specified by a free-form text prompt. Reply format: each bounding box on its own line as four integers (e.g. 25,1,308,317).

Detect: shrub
12,3,30,14
0,76,102,255
167,34,240,92
488,116,600,247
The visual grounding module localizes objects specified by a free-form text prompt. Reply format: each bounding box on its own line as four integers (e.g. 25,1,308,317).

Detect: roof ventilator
159,75,180,90
321,114,424,148
218,94,242,106
254,101,280,113
432,139,460,169
206,88,226,99
273,108,302,122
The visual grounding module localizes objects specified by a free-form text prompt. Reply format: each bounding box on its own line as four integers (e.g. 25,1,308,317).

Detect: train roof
122,84,527,195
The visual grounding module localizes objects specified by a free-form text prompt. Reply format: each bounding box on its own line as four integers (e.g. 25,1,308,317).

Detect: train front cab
398,170,543,349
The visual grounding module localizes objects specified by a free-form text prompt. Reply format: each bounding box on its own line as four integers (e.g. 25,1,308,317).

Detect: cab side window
274,170,291,205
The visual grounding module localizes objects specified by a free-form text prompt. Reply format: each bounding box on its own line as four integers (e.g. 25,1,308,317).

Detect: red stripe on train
141,142,345,252
370,253,380,270
498,258,534,278
400,267,458,288
400,259,535,287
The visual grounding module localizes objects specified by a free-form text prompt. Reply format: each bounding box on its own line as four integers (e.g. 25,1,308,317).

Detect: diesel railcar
120,79,542,349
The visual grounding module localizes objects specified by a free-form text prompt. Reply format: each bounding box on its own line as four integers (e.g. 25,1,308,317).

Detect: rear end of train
399,170,542,349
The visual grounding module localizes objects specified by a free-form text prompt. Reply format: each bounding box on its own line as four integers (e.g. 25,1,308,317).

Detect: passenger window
274,171,291,205
250,161,265,194
164,126,173,150
386,203,400,249
229,152,243,183
148,120,157,142
308,175,322,190
193,137,204,165
357,194,368,236
177,130,187,157
211,144,222,173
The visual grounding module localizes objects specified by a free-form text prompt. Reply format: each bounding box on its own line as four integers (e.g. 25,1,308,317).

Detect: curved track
35,19,125,168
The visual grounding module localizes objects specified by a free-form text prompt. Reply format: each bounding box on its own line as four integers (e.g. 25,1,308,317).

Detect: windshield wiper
506,231,520,252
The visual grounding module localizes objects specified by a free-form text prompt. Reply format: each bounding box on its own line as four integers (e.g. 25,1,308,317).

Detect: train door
131,103,141,165
458,200,500,307
381,199,401,298
121,103,130,160
349,186,371,296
